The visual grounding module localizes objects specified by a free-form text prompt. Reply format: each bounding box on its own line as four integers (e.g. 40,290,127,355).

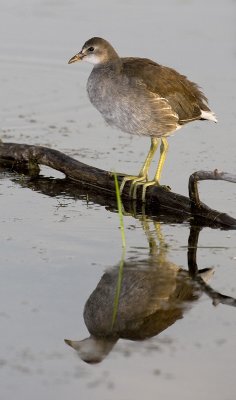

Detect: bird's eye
88,47,94,52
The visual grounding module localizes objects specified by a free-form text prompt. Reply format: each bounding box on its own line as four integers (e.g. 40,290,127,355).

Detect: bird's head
68,37,119,66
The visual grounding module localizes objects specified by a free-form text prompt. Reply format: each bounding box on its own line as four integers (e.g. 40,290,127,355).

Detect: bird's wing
122,57,210,124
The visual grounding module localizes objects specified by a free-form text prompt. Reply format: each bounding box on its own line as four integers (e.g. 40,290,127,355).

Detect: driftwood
0,141,236,229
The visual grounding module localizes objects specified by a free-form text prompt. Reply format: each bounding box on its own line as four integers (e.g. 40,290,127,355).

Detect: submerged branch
0,141,236,228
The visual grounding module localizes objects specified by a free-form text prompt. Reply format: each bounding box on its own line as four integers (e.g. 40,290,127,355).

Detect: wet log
0,141,236,228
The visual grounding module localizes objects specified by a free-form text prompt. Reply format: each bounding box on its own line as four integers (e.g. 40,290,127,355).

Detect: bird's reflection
65,220,214,364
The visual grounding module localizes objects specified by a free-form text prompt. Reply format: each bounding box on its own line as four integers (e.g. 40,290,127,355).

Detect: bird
68,37,217,201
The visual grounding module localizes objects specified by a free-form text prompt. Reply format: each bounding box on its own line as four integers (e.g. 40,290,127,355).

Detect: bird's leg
154,137,169,182
130,138,159,197
119,138,159,196
139,137,169,202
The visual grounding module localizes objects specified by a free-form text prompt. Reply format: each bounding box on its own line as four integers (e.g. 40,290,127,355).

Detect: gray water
1,0,236,399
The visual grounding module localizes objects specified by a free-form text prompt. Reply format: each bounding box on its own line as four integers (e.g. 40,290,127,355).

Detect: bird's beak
68,51,84,64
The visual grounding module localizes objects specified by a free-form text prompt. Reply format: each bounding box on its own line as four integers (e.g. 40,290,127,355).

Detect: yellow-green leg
154,137,169,182
139,137,169,202
119,138,159,196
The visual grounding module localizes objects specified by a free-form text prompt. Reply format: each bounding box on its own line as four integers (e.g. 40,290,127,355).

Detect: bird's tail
200,110,218,123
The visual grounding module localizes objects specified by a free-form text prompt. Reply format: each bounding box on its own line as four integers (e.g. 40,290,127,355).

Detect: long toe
119,175,140,195
142,181,171,202
141,180,158,202
130,177,149,199
129,175,148,198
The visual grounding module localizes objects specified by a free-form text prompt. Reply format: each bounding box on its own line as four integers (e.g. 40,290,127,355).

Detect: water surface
1,1,236,399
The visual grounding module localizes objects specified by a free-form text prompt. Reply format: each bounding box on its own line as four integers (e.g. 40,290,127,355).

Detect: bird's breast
86,67,179,137
87,69,125,121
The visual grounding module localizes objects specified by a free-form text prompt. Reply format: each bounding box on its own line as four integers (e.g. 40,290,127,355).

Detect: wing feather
122,57,211,124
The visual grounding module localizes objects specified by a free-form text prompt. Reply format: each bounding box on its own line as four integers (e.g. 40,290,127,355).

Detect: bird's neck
93,58,122,74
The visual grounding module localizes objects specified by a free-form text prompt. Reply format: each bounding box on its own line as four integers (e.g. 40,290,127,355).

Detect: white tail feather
201,110,218,123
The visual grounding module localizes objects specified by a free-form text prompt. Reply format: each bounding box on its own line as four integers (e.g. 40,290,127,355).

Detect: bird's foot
119,175,147,196
133,180,171,202
129,176,148,198
120,175,171,202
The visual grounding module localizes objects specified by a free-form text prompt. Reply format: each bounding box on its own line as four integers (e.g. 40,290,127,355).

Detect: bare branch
189,169,236,206
1,142,236,228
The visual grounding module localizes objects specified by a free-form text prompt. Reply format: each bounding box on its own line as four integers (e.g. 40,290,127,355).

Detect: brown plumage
68,37,217,200
121,58,211,122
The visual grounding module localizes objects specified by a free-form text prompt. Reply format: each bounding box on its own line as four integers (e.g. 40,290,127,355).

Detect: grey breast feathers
87,62,179,137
